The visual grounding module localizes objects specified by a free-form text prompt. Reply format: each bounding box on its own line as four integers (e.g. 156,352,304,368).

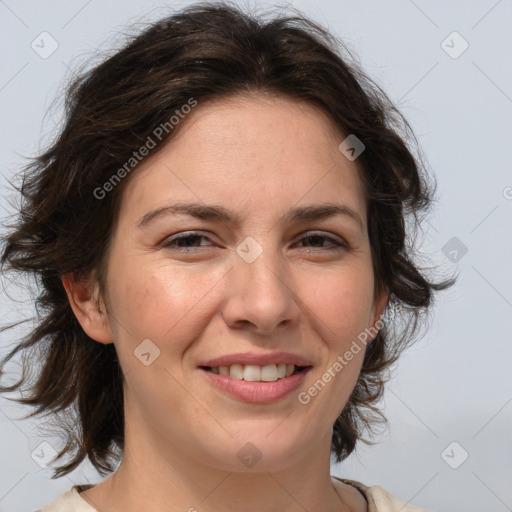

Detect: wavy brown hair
0,1,455,478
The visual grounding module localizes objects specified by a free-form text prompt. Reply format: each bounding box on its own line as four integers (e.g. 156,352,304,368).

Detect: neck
81,418,351,511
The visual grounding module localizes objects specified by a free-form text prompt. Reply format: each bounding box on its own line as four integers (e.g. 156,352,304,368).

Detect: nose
221,243,301,336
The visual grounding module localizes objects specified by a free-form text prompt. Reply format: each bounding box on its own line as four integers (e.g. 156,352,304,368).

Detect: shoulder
369,485,429,512
334,477,430,512
36,486,97,512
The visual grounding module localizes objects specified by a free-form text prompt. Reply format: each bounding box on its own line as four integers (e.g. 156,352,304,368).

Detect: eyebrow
136,202,364,232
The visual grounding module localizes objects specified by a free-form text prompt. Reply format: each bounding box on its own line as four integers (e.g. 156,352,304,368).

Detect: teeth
243,365,261,381
260,365,278,381
209,363,299,381
229,364,244,380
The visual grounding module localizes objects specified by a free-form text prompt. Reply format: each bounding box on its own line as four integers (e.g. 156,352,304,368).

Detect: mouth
199,363,311,381
198,363,313,403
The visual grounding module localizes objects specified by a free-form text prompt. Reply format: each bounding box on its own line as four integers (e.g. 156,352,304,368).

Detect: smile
198,364,313,403
201,363,307,381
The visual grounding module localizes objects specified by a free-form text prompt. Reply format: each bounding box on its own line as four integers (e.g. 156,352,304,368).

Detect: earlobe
376,289,389,323
369,288,389,340
61,272,113,344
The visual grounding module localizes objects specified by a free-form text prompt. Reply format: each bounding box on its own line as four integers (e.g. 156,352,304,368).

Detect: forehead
119,93,367,225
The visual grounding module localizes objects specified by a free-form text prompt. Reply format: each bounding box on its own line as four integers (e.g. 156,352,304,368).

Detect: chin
193,429,314,472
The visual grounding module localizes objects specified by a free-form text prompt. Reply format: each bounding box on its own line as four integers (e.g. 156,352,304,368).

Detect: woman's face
94,94,386,472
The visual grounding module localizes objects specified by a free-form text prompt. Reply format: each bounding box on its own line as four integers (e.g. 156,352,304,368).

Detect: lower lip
199,368,311,404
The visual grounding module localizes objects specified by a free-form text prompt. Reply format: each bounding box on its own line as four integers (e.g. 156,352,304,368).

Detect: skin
63,93,388,512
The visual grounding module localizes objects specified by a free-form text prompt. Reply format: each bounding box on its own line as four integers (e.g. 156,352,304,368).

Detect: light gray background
1,1,511,511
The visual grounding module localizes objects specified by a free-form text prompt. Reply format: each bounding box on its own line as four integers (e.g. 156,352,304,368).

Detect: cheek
301,264,375,339
106,255,227,348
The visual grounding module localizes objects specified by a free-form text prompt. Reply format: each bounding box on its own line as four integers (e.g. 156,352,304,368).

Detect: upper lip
199,351,313,368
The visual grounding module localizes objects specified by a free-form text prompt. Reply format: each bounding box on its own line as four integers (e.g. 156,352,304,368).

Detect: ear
61,271,114,344
369,287,389,340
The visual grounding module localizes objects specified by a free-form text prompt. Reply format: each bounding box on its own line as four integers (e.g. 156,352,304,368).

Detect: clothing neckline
72,477,376,511
333,476,377,511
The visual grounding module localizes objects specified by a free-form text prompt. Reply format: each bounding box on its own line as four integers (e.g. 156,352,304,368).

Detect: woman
0,2,454,511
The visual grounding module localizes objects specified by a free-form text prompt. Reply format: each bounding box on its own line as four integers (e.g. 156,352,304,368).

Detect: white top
36,478,429,511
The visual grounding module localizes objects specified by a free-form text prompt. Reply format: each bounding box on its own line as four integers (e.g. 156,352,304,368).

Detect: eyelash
161,231,347,252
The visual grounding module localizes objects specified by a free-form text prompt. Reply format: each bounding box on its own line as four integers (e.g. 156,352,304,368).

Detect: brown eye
295,232,346,251
162,232,214,251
